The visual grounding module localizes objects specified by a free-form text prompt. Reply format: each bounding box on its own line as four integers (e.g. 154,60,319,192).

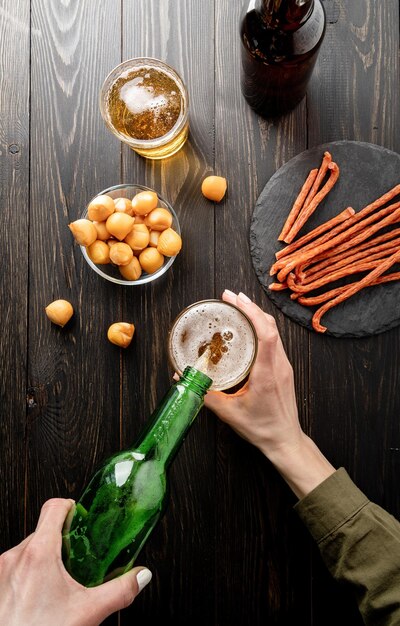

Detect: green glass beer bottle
62,366,212,587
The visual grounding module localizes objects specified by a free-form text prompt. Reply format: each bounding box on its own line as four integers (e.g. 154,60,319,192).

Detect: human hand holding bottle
205,290,335,499
0,498,152,626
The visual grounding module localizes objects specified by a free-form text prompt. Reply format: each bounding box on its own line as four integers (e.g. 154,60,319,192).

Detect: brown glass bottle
240,0,326,117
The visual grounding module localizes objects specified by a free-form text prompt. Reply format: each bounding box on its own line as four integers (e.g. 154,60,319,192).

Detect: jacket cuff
294,467,369,544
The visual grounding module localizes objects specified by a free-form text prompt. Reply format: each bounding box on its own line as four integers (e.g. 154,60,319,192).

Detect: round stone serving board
250,141,400,337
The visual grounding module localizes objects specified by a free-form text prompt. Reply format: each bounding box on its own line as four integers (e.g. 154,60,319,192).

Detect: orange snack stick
304,225,400,271
278,169,318,241
302,239,400,285
275,182,400,263
276,201,400,283
287,260,385,294
297,272,400,306
284,162,340,243
299,225,400,276
268,282,288,291
312,250,400,333
302,151,332,209
275,207,355,261
272,205,355,275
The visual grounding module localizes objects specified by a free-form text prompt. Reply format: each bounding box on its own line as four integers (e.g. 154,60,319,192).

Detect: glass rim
80,183,180,286
168,299,259,391
99,57,189,149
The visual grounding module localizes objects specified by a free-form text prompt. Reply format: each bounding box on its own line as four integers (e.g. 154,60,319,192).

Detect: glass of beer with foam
168,300,258,391
99,58,189,160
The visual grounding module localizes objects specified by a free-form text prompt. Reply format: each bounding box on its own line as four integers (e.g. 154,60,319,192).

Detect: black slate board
250,141,400,337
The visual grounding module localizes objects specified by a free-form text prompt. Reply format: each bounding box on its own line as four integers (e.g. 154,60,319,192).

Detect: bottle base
242,89,306,119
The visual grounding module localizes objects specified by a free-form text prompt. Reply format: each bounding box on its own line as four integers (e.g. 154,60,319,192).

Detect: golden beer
100,58,189,159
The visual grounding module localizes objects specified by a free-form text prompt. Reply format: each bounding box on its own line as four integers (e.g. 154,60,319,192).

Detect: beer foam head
169,300,257,390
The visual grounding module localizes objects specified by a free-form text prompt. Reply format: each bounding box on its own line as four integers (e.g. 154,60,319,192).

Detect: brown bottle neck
259,0,314,30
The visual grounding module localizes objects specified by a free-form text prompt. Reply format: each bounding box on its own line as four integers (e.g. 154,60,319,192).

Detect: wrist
266,433,336,500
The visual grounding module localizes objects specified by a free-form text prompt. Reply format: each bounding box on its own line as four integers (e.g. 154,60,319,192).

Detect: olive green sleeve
294,468,400,625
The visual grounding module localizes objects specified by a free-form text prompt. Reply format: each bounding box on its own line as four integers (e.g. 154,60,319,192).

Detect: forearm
265,433,336,499
268,434,400,624
294,469,400,626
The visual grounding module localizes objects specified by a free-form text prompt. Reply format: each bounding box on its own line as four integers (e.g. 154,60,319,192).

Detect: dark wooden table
1,1,399,624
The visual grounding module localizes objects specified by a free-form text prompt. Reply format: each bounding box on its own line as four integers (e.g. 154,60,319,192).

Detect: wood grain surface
26,0,122,519
307,3,400,623
0,1,399,625
0,0,30,551
120,1,216,623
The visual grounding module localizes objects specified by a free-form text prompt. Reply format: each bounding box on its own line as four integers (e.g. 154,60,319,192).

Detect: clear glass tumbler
99,57,189,160
168,299,258,391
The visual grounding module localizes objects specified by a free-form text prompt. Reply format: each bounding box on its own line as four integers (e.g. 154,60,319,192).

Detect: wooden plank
0,0,30,553
308,1,400,623
120,0,216,623
214,1,313,624
309,1,399,151
26,10,122,626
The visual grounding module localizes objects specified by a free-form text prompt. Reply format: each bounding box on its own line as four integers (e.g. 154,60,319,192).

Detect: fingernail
223,289,236,297
238,292,252,304
136,568,152,593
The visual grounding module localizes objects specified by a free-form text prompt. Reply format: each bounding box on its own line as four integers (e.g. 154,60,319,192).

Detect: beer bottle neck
133,367,212,467
258,0,314,30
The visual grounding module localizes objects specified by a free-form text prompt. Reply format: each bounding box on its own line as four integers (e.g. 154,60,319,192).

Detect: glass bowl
80,183,180,285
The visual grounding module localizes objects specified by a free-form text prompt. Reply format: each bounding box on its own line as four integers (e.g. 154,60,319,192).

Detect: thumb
88,567,152,622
